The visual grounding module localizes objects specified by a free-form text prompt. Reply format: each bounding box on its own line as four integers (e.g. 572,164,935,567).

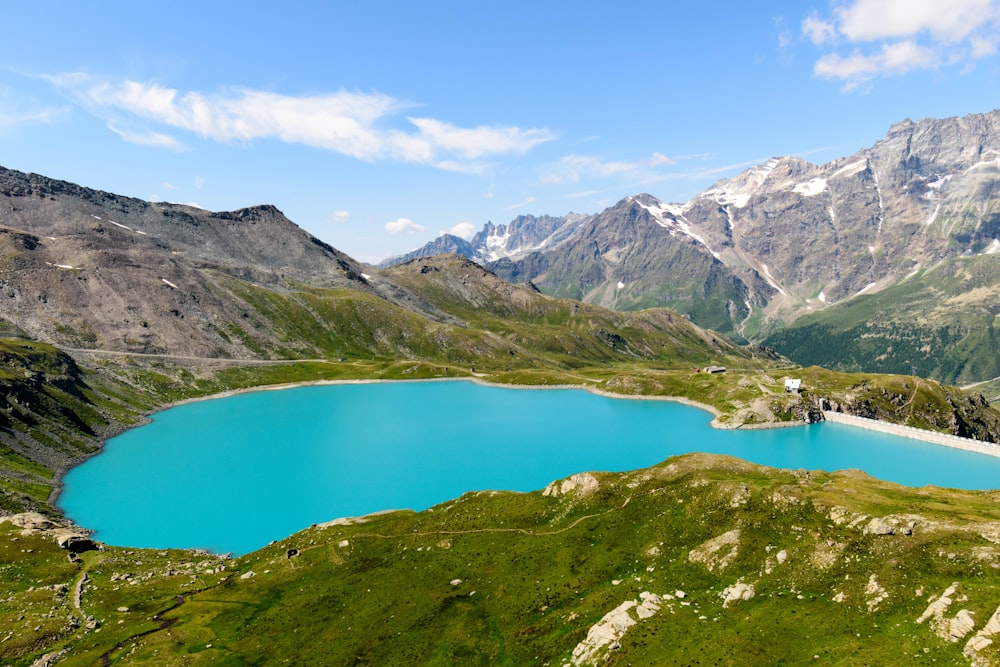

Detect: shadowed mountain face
390,110,1000,382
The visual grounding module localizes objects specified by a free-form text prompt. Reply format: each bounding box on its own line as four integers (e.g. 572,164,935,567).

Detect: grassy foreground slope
6,453,1000,665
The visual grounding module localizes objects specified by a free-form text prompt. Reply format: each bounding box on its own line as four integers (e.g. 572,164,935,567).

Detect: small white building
784,378,802,393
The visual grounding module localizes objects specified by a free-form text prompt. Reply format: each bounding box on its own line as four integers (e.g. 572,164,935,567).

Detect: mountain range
387,109,1000,384
5,145,1000,665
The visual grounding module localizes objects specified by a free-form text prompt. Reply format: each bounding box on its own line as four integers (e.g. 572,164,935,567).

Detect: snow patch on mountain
968,158,1000,171
926,174,952,197
631,197,720,259
760,264,785,295
704,188,751,208
754,158,782,183
926,203,942,226
478,213,589,262
483,226,512,260
793,178,828,197
832,159,867,179
699,158,782,209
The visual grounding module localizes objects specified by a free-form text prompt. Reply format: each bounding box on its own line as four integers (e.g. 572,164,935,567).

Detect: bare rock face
569,592,664,666
54,532,98,553
1,512,58,532
688,529,741,572
0,512,98,552
0,166,375,360
720,580,755,607
864,516,916,536
543,473,600,497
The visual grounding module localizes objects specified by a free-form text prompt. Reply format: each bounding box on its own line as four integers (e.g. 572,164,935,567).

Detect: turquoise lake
58,381,1000,555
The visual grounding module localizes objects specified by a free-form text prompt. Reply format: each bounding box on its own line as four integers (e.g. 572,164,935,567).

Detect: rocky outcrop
0,512,98,552
918,583,979,642
688,529,741,572
543,473,600,498
864,516,916,536
720,581,755,607
965,604,1000,665
569,592,665,666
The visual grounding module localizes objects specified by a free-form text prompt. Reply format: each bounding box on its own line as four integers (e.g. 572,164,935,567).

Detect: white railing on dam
822,411,1000,458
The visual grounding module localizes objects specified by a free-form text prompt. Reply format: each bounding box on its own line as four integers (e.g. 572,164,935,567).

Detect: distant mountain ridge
379,213,590,267
390,109,1000,383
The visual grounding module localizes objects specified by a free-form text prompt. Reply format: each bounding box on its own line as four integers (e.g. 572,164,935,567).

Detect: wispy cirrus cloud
107,121,185,150
804,0,1000,91
0,92,68,130
46,73,556,168
540,152,675,185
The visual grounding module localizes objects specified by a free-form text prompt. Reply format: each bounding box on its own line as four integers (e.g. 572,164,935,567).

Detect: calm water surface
59,381,1000,555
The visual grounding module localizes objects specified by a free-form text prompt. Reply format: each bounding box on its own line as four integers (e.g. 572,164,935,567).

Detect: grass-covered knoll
383,254,751,368
7,453,1000,666
763,255,1000,385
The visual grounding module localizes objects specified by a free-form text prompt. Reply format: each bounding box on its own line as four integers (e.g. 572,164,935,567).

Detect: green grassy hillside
7,453,1000,665
763,255,1000,385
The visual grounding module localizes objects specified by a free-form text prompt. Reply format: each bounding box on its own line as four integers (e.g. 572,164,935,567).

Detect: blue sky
2,1,999,262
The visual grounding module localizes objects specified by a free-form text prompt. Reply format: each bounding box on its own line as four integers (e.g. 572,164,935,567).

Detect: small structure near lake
702,366,727,374
784,379,802,394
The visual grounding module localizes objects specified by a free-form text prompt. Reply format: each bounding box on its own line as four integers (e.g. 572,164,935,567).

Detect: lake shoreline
50,374,1000,513
144,375,1000,457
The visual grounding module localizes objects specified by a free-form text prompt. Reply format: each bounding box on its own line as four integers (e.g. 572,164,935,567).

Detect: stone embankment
822,411,1000,459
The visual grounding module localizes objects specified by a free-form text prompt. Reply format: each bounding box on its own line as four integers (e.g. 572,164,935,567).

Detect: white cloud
385,217,425,235
805,0,1000,90
971,35,1000,57
448,222,477,240
802,13,836,45
328,210,351,224
407,117,554,159
194,176,206,189
815,40,936,82
541,152,675,185
160,182,177,191
48,74,556,169
835,0,995,42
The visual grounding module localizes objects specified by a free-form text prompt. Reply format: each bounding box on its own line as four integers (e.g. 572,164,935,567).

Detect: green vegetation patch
7,454,1000,665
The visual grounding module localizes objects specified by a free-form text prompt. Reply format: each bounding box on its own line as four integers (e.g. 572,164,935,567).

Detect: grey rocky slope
393,109,1000,382
0,166,493,359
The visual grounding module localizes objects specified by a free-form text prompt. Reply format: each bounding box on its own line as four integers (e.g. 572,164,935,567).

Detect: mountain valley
3,112,1000,665
391,110,1000,385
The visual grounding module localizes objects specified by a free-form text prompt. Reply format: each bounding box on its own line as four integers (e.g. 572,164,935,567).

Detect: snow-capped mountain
379,213,590,268
387,109,1000,382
